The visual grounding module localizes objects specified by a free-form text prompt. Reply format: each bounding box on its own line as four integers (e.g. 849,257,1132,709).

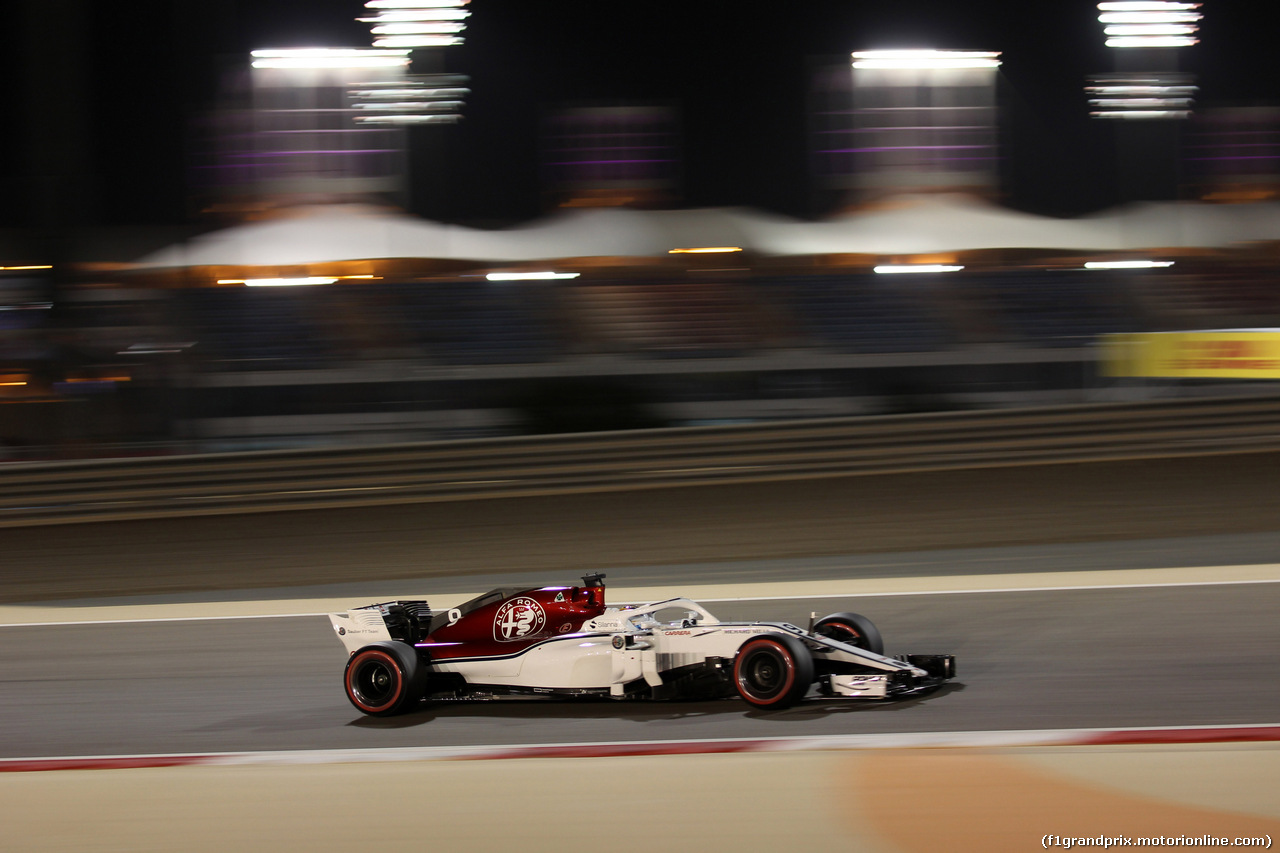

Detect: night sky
5,1,1278,232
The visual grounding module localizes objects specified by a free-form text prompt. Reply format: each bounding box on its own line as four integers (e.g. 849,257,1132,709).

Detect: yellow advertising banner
1102,331,1280,379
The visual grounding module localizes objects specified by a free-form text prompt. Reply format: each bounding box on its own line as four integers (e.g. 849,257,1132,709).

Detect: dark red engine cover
421,583,607,660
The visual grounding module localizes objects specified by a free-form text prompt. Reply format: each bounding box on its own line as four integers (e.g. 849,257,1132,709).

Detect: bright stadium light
1098,11,1202,23
355,113,461,124
1087,72,1197,119
372,34,464,48
1091,97,1193,107
1105,35,1198,47
1093,110,1191,119
1098,1,1201,47
1104,23,1198,35
1084,260,1175,269
485,272,580,281
874,264,965,274
360,0,471,48
250,48,410,69
370,22,467,34
366,0,468,7
349,74,469,124
852,50,1001,69
359,10,470,22
1098,1,1199,9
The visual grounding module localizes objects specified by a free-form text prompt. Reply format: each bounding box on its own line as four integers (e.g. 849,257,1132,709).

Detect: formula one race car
329,574,955,716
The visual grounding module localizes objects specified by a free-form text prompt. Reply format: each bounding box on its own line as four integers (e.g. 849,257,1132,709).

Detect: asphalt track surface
2,452,1279,761
2,567,1277,760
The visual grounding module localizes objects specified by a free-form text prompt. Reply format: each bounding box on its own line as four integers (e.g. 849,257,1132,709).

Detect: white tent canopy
133,205,466,269
131,196,1280,270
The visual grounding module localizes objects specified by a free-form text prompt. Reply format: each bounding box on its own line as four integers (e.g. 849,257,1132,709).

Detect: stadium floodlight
355,113,461,124
1090,97,1193,107
367,0,468,7
873,264,965,274
852,50,1001,70
1083,260,1175,269
370,22,467,34
349,74,469,124
372,34,464,48
485,272,580,281
1098,11,1202,23
354,100,465,111
360,0,471,48
250,48,411,69
359,10,470,22
1086,84,1197,95
1098,1,1199,9
1087,73,1197,119
1105,36,1198,47
1091,110,1191,119
1098,1,1201,47
1104,23,1198,35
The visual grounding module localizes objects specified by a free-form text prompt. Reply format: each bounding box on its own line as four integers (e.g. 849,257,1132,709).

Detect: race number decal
494,597,547,642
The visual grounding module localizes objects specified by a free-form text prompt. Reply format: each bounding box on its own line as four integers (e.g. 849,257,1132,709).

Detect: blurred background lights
250,48,411,69
359,0,471,49
349,75,469,124
1098,2,1202,48
1084,260,1176,269
874,264,965,274
1088,73,1198,120
218,277,340,286
851,50,1001,70
485,272,581,281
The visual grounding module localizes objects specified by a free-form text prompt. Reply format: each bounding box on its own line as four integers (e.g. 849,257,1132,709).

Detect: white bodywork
329,596,927,694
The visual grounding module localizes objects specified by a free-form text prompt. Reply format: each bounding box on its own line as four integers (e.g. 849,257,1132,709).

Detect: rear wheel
813,612,884,655
344,642,425,716
733,633,815,709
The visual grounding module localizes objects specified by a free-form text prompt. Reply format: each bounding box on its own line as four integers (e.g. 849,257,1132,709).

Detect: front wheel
733,633,815,709
813,612,884,655
344,642,426,716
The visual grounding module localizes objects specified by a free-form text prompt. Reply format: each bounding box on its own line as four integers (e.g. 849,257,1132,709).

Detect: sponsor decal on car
494,597,547,642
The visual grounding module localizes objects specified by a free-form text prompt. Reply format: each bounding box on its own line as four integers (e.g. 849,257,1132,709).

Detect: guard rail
2,394,1279,528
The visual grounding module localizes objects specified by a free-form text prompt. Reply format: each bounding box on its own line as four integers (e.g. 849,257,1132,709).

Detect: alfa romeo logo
494,597,546,642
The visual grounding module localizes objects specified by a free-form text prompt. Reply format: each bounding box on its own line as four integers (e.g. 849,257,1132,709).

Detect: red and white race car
330,573,956,716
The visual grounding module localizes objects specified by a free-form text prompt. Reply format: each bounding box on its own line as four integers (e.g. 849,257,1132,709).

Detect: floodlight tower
845,50,1003,203
354,0,472,217
358,0,471,49
1088,2,1203,201
351,0,471,122
243,49,416,208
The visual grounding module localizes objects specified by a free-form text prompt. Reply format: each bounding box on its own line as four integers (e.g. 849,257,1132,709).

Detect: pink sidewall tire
344,642,425,716
733,633,815,709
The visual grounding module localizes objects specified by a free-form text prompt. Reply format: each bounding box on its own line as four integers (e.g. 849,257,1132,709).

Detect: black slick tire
813,612,884,655
732,633,815,709
344,641,426,717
